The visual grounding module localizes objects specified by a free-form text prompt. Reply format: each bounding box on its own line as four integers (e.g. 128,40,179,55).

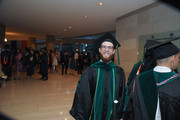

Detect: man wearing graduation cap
128,38,180,120
69,32,126,120
123,40,158,119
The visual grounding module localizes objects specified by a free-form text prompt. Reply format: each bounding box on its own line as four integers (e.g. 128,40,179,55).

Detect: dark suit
1,49,12,80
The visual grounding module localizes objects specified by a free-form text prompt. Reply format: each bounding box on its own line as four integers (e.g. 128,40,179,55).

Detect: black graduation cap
146,37,180,50
94,32,120,50
144,40,161,51
147,37,180,60
142,40,161,62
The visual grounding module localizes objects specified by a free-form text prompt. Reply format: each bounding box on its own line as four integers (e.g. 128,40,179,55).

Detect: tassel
116,45,120,65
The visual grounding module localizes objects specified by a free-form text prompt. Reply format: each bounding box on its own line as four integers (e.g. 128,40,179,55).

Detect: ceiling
0,0,156,41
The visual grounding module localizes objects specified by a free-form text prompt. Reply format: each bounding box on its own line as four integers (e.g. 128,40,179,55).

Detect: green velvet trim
90,60,116,69
139,70,158,120
106,68,116,120
127,61,142,85
94,68,105,120
116,45,120,65
89,61,117,120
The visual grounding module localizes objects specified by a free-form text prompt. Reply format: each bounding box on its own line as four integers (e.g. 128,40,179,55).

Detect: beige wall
115,2,180,80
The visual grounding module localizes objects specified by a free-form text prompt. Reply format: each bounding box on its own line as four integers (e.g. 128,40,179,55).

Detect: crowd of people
0,44,101,86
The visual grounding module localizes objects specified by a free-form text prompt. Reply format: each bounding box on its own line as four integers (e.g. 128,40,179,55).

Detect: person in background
74,51,79,71
77,52,84,74
26,48,34,80
123,40,158,119
52,49,59,73
40,47,48,81
69,32,126,120
61,51,69,75
38,48,43,76
128,39,180,120
48,49,53,73
14,48,23,80
69,54,75,75
0,64,7,88
1,44,12,81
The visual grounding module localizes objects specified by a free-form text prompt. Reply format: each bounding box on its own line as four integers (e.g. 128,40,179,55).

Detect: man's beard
100,53,114,63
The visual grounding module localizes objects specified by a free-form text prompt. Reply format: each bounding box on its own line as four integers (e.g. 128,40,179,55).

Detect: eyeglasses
100,45,114,50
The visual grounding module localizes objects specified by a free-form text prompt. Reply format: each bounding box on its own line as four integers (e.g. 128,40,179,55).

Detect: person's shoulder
80,66,96,78
116,66,124,71
139,69,153,77
85,66,96,72
138,69,154,84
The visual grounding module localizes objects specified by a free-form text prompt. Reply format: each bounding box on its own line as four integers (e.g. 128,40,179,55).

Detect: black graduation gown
40,52,48,78
26,53,34,76
1,50,12,78
127,70,180,120
69,66,125,120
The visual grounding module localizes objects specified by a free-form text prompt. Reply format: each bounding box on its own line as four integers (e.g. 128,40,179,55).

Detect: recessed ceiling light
85,16,88,18
4,38,7,42
99,2,104,6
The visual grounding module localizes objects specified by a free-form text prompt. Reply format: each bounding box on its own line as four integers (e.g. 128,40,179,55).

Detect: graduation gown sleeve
69,67,96,120
116,67,126,119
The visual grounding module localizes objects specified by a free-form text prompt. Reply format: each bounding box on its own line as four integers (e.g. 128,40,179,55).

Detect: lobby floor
0,67,80,120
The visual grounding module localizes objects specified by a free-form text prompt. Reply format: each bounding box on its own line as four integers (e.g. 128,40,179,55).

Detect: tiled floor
0,66,80,120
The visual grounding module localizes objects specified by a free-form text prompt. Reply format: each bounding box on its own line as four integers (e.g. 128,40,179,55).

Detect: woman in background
14,49,23,80
52,49,58,73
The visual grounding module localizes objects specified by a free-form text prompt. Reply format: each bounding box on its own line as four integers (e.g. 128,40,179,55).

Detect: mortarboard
94,32,121,65
147,37,180,60
146,37,180,50
144,40,161,51
142,40,161,63
94,32,120,50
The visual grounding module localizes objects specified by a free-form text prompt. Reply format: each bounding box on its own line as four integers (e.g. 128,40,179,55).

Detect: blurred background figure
26,48,34,80
14,48,23,80
0,64,7,88
52,49,59,74
1,44,12,81
40,47,48,80
61,51,69,75
69,54,75,75
48,49,53,73
74,51,79,71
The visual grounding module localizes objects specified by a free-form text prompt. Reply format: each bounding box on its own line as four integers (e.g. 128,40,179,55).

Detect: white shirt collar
100,59,112,64
153,66,172,73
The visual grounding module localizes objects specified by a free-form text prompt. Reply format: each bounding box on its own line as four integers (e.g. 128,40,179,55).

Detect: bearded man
69,32,126,120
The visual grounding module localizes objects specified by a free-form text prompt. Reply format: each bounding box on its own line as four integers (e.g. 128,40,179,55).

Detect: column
46,35,55,52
